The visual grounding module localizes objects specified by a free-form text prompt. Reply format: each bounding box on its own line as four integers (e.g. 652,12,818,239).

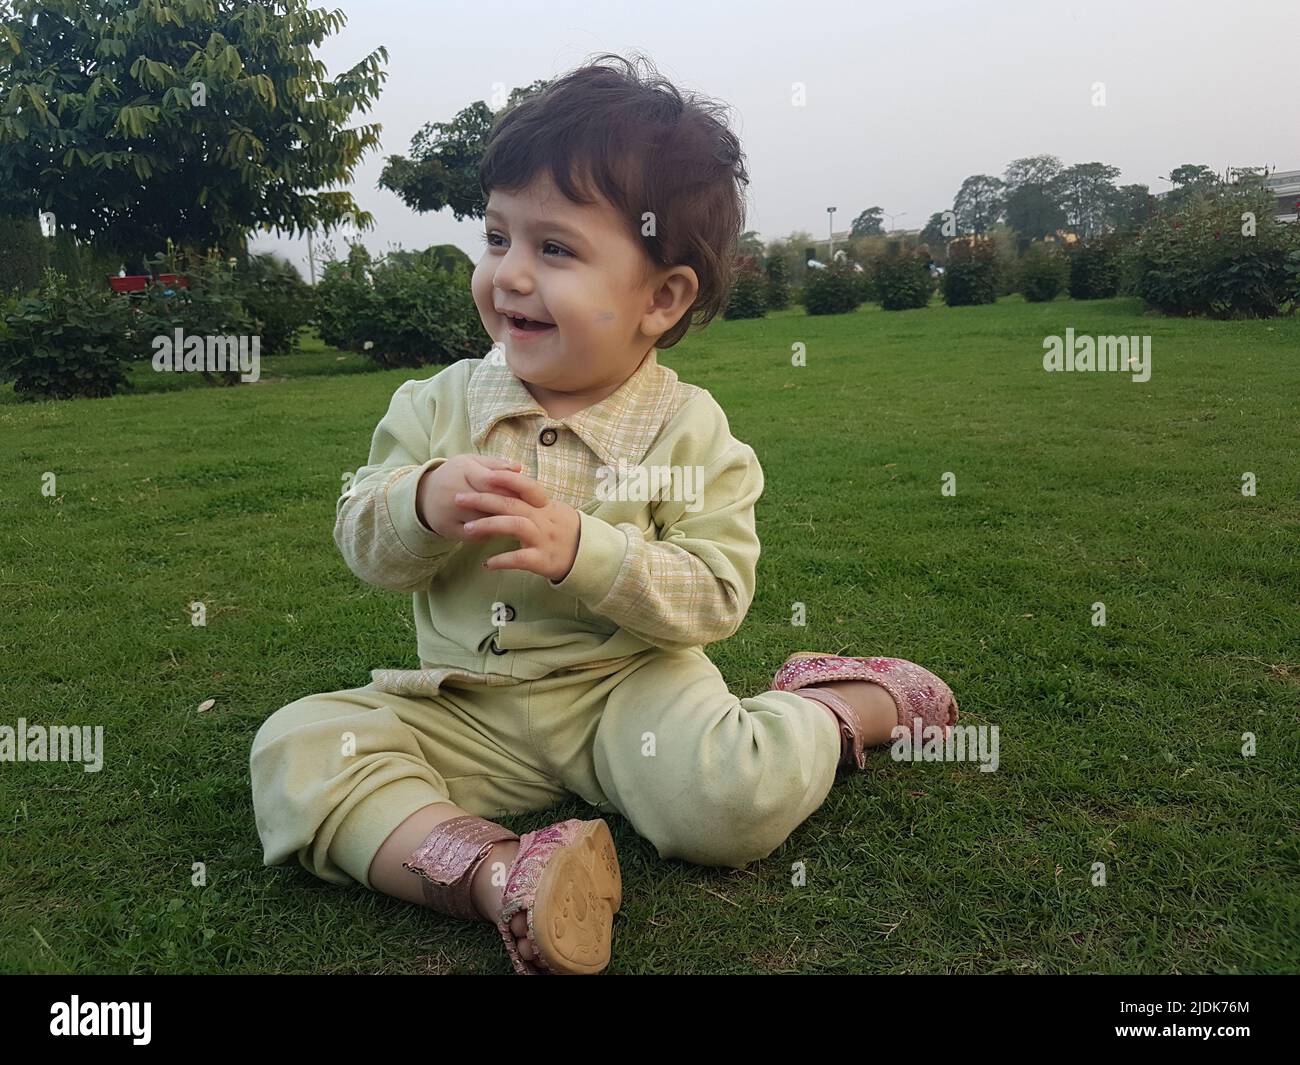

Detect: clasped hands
415,454,580,582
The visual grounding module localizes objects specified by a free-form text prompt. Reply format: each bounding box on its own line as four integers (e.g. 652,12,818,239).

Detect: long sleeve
548,441,763,651
334,377,462,593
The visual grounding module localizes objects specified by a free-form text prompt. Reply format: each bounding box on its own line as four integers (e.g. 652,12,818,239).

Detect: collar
467,344,680,468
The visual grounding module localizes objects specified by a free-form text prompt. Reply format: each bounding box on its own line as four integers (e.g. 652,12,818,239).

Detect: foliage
234,252,312,357
1129,187,1300,318
941,238,1000,306
764,253,790,310
1018,242,1068,302
1052,162,1121,238
314,244,484,366
0,269,136,399
133,249,257,385
1068,236,1124,300
379,82,548,218
723,256,768,319
0,0,388,263
802,260,863,315
953,175,1006,235
872,249,932,310
0,214,47,295
850,207,884,237
1003,155,1066,240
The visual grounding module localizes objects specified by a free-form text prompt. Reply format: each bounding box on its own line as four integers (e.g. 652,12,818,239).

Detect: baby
250,53,958,975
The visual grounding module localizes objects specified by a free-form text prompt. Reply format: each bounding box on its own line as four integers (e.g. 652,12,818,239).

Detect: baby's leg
251,683,567,964
799,682,900,750
587,647,843,868
367,802,536,960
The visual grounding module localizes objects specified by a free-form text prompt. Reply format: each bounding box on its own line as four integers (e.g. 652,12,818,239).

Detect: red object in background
108,274,190,293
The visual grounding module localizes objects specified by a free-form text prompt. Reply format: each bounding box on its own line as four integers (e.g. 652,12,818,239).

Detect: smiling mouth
504,313,556,333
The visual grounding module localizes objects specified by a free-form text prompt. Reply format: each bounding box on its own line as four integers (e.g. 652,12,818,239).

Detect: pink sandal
403,814,622,976
772,651,959,769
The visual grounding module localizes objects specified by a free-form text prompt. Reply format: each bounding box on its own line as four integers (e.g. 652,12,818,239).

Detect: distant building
1264,169,1300,221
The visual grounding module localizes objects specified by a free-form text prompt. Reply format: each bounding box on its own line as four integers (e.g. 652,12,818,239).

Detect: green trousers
249,646,842,887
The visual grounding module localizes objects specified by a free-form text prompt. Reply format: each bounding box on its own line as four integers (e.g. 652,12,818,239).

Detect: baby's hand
416,454,524,539
455,469,581,583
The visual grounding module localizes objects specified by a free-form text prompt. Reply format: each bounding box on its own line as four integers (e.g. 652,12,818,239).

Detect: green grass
2,296,1297,973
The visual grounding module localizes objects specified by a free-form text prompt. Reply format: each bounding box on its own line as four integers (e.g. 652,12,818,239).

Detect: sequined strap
402,814,520,922
795,687,867,771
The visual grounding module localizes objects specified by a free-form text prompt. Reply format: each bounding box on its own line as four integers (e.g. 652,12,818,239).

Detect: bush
236,252,312,356
724,256,768,319
1067,235,1124,300
133,251,258,385
987,225,1021,297
872,250,932,310
802,261,863,315
1129,188,1300,317
851,263,875,304
315,244,484,367
0,270,136,399
315,244,375,352
941,238,1000,306
764,254,790,310
1018,242,1068,302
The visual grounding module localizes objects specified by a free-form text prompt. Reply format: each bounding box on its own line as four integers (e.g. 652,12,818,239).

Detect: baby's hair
478,51,750,349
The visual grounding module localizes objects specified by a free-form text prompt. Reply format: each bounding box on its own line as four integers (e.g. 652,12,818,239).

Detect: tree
1003,155,1066,240
953,175,1005,235
0,0,388,266
850,206,884,237
1226,166,1272,192
379,81,549,219
1004,154,1063,189
738,230,766,258
1162,163,1220,212
919,211,954,247
1108,183,1152,233
1052,162,1121,238
1169,163,1218,188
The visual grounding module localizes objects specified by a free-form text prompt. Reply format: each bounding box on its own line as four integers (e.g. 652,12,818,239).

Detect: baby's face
471,170,695,399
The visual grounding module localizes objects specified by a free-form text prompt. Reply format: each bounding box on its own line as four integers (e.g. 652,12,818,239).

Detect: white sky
250,0,1300,279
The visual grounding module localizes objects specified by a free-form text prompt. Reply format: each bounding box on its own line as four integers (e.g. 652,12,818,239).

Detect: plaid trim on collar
467,344,682,468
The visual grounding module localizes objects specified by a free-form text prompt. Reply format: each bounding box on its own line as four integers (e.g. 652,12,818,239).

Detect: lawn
1,296,1297,974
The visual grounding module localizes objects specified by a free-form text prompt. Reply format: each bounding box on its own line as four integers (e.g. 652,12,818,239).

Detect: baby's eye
481,232,571,258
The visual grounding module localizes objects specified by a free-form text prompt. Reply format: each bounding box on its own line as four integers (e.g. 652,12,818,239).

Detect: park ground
1,296,1297,973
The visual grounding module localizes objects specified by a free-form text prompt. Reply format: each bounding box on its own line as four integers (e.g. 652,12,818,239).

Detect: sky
249,0,1300,280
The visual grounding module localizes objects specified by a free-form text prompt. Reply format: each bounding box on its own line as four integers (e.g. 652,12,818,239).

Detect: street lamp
885,211,907,233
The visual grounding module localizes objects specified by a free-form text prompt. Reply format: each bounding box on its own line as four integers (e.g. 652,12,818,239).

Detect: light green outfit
250,345,840,887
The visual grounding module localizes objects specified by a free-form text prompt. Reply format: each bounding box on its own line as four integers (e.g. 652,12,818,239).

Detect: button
489,636,508,656
499,604,516,622
539,427,558,446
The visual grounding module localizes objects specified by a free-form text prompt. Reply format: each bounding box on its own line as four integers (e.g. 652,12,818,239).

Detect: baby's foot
470,841,538,962
810,679,955,752
812,679,903,747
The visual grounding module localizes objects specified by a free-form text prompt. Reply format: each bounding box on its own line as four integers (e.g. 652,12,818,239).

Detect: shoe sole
530,819,622,975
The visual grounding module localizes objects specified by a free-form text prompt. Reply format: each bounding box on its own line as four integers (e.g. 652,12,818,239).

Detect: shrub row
1128,190,1300,317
